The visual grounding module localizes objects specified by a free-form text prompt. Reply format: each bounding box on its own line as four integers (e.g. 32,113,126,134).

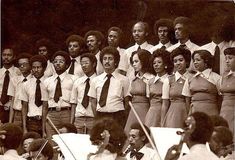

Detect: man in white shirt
0,47,20,123
0,123,25,160
66,34,86,77
44,51,75,137
125,123,159,160
85,30,105,75
20,55,48,136
150,18,175,53
107,26,128,76
10,53,33,128
88,46,130,128
126,21,153,78
70,53,97,134
167,17,200,72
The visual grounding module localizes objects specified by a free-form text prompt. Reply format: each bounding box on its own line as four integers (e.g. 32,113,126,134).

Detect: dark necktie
68,59,76,75
81,78,90,108
35,79,42,107
54,76,62,103
130,150,144,160
213,45,220,74
99,74,112,107
179,44,186,48
161,45,166,50
0,70,10,105
137,45,141,51
23,77,27,82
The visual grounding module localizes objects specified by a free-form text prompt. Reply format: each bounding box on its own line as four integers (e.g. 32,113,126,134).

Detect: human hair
51,50,71,66
190,112,214,144
35,38,55,58
213,126,233,147
170,47,191,68
108,26,123,38
22,132,41,142
65,34,86,53
224,47,235,56
130,123,150,144
30,55,48,69
84,30,105,47
192,50,213,69
130,49,153,74
60,123,77,133
89,117,127,156
154,18,175,42
80,52,97,69
174,16,192,34
0,123,23,149
29,138,53,160
152,48,173,74
100,46,120,68
210,115,229,128
16,52,32,67
132,21,149,34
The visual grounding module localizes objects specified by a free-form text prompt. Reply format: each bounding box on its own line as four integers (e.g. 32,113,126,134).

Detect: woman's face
193,53,207,72
153,57,165,74
225,54,235,71
173,54,187,73
132,54,142,72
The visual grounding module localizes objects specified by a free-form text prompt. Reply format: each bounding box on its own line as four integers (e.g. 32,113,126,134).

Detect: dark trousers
27,117,42,136
96,110,126,128
0,106,9,123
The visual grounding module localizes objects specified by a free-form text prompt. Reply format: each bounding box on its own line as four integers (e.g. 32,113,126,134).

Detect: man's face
158,26,169,44
23,138,34,152
32,61,44,79
38,46,48,56
132,23,148,45
102,54,116,73
2,49,14,65
81,57,95,76
108,31,120,47
30,151,48,160
18,58,31,75
174,23,188,41
128,129,145,150
86,35,100,53
68,41,80,58
53,55,67,74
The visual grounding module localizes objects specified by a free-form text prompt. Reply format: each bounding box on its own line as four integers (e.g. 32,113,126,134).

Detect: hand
165,145,181,160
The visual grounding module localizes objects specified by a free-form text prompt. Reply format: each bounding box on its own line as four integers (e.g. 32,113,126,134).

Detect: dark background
1,0,235,55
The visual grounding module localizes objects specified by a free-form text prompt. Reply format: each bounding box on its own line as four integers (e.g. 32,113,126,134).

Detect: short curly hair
100,46,120,68
192,50,213,69
171,47,191,68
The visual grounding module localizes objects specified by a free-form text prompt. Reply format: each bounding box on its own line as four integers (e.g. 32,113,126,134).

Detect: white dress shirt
88,70,130,113
19,76,48,117
117,47,128,72
126,146,160,160
44,60,55,77
95,51,104,75
149,41,173,53
12,74,33,110
70,73,96,117
0,149,26,160
178,144,219,160
66,56,84,77
44,72,75,108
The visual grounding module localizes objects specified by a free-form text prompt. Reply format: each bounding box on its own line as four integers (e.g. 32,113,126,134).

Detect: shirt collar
153,73,168,83
212,40,229,49
82,73,96,83
135,41,148,49
175,71,184,81
195,68,211,79
21,74,33,81
160,41,172,48
3,66,14,74
226,70,235,77
102,70,117,80
54,72,67,81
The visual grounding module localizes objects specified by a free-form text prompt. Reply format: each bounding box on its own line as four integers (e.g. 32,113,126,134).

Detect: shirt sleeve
18,82,29,102
70,82,78,104
162,78,170,99
123,77,131,98
182,78,191,97
7,79,15,97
